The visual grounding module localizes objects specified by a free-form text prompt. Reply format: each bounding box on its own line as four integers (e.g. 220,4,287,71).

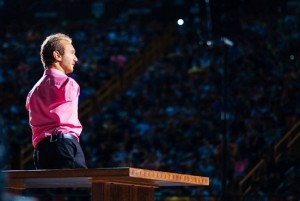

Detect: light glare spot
177,19,184,26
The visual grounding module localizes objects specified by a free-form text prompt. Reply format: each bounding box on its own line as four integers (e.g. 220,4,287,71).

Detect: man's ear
53,50,62,61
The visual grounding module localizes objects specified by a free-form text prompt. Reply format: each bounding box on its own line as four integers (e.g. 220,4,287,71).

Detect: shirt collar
44,68,67,77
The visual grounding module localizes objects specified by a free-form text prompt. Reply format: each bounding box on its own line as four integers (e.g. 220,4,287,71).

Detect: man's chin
66,69,74,74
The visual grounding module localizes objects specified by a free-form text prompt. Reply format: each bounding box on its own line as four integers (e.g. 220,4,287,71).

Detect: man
26,33,87,169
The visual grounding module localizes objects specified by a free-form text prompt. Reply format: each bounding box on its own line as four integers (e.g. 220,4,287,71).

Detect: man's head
40,33,78,74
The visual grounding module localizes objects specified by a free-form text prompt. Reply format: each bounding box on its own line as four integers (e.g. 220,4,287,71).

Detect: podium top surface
4,167,209,189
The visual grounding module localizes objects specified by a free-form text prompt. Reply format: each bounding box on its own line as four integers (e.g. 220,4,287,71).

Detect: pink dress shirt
26,68,82,148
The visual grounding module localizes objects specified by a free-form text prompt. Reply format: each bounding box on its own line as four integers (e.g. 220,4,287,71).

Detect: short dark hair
40,33,72,68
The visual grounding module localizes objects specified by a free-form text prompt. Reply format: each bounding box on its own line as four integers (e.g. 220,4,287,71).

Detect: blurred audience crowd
0,0,299,200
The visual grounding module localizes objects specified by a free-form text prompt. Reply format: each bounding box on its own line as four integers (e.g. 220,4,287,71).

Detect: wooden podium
3,167,209,201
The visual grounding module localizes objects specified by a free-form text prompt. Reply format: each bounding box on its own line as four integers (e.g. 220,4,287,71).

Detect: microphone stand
202,1,234,200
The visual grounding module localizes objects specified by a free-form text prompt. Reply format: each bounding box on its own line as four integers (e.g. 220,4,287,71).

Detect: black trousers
33,134,87,169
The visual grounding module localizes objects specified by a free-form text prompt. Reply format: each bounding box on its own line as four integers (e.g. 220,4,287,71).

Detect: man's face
60,40,78,74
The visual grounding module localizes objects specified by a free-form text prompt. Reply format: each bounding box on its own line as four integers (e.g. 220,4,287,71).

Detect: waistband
36,133,77,148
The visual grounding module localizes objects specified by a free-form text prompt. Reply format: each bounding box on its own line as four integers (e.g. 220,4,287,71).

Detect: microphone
199,37,234,47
